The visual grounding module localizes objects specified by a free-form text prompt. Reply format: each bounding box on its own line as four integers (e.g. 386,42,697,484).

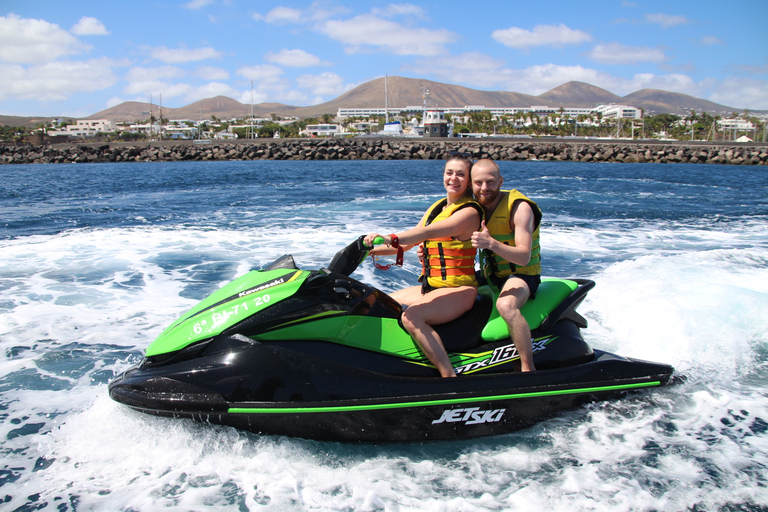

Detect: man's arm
471,201,534,266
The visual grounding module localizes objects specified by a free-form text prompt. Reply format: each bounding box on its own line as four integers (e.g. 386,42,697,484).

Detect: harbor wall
1,138,767,165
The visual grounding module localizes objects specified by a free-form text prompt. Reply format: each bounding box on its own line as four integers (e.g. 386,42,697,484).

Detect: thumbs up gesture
471,221,493,250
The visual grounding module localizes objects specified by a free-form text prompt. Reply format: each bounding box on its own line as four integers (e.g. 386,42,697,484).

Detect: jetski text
432,407,506,425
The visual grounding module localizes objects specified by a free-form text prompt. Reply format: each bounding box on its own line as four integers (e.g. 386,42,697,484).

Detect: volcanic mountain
2,76,744,127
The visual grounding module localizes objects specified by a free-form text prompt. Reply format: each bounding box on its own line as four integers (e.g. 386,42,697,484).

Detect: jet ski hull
109,345,673,442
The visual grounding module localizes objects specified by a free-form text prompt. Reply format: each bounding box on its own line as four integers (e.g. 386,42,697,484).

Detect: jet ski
109,236,675,442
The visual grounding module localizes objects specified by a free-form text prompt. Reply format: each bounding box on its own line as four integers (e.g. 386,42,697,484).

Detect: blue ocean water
1,159,767,511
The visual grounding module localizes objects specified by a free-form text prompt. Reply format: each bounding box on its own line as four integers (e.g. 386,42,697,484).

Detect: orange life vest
420,196,483,289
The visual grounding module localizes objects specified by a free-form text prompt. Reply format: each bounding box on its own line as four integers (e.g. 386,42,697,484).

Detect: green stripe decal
228,381,662,414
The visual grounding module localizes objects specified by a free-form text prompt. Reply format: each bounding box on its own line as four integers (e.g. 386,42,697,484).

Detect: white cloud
253,6,304,24
404,52,507,88
253,3,345,25
126,66,185,82
588,42,666,64
624,73,703,94
502,64,621,95
645,13,691,28
184,0,215,9
123,79,192,100
149,46,222,63
407,55,611,93
733,62,768,75
237,88,268,105
237,83,310,107
0,14,89,64
371,4,426,19
265,49,325,67
0,58,117,102
318,14,456,56
236,64,340,106
438,52,506,73
254,5,448,57
296,72,351,97
699,36,724,46
182,82,240,103
492,24,591,50
195,65,229,80
406,53,718,99
123,66,192,99
237,63,285,83
709,77,768,110
71,16,110,36
106,96,125,108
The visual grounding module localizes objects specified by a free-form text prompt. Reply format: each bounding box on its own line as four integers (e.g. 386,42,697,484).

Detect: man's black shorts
498,274,541,299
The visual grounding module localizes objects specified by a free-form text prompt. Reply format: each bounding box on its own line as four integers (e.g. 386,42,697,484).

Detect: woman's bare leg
400,286,477,377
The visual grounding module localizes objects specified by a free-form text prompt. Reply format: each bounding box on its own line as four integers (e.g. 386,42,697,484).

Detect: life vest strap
425,267,476,277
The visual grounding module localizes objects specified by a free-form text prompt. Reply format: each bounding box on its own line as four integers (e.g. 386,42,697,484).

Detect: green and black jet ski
108,236,675,442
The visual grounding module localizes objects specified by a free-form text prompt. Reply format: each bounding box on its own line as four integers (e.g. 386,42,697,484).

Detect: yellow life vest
420,196,483,289
482,190,542,279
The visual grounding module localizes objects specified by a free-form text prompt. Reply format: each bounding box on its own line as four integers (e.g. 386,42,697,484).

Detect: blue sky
1,0,766,117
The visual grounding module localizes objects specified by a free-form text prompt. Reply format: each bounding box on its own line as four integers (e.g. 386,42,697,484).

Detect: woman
365,154,483,377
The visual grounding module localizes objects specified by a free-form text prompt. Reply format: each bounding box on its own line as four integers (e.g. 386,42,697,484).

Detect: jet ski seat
434,291,493,352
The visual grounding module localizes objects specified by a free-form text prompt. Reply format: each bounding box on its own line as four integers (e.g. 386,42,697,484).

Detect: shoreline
1,137,767,165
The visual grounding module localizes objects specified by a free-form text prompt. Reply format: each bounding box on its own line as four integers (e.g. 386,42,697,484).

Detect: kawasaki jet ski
109,237,675,442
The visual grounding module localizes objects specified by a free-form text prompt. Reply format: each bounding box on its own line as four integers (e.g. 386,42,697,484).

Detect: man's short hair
472,158,500,176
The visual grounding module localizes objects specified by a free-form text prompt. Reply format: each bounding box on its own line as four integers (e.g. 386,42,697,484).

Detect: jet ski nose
108,366,229,414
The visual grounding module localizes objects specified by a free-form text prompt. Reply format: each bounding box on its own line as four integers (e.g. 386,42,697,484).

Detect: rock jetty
1,138,767,165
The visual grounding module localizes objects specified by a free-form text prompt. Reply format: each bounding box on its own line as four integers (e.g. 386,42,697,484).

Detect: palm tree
530,115,541,135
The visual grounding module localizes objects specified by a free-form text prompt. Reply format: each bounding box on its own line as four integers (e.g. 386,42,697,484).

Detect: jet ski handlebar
326,235,383,277
364,236,385,248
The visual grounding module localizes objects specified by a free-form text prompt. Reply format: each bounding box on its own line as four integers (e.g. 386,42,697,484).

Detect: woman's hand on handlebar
364,233,388,248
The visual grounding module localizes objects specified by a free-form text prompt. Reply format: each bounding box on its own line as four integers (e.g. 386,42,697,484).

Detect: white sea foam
2,212,768,510
581,247,768,381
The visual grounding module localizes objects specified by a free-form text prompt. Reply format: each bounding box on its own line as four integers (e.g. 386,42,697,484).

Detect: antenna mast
385,75,389,124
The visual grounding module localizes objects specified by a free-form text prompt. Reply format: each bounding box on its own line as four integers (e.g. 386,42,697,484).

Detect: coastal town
2,100,766,146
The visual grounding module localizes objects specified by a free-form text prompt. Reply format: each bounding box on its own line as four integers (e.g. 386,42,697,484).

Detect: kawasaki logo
238,276,288,298
432,407,506,425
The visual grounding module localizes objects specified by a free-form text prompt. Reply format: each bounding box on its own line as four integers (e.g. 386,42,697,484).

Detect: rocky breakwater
1,139,767,165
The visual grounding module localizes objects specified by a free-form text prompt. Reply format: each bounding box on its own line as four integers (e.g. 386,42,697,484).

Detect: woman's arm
365,207,480,249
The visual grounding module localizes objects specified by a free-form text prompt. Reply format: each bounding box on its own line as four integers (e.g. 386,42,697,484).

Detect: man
470,159,542,372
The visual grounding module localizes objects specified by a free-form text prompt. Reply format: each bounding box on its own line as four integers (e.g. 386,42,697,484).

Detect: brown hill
169,96,247,120
0,114,70,129
292,76,543,118
619,89,736,116
85,96,300,123
169,96,299,120
85,101,155,123
3,76,749,127
538,81,620,107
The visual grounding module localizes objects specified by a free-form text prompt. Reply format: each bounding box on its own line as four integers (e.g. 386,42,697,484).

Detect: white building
593,104,643,120
301,124,343,137
47,119,115,137
717,118,755,131
337,104,641,124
